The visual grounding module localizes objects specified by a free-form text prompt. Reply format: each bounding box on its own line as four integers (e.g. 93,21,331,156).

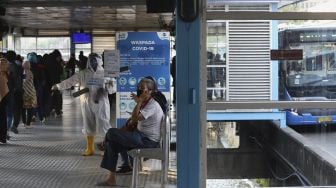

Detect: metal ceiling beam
0,0,146,7
207,101,336,110
207,11,336,20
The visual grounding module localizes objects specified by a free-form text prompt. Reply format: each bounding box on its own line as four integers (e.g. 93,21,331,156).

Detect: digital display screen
71,32,91,44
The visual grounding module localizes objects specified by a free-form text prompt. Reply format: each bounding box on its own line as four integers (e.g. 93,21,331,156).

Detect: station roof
0,0,174,33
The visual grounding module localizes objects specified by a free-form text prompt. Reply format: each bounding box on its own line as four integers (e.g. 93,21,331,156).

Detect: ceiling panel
0,0,174,33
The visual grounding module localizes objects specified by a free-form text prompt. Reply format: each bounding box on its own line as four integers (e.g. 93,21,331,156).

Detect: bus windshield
280,28,336,99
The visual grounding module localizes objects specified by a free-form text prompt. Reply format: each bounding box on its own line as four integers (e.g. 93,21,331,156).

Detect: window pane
207,22,226,102
37,37,70,59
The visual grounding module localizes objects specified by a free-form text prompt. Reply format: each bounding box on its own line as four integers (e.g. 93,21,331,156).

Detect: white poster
104,50,120,78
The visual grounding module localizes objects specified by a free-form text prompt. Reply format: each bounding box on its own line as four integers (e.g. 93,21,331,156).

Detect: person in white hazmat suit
53,53,114,156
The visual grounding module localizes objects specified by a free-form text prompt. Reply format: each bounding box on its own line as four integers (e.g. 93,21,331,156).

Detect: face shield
89,54,98,71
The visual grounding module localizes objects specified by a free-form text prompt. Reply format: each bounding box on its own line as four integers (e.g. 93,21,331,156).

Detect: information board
116,32,170,127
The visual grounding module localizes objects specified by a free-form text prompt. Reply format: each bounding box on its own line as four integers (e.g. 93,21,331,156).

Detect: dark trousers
36,85,45,121
12,91,23,128
100,128,159,172
52,90,62,115
0,95,8,142
22,108,34,126
45,87,62,116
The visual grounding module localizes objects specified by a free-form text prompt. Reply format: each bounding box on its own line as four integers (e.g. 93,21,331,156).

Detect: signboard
86,72,105,87
104,50,120,77
270,49,303,60
116,32,170,127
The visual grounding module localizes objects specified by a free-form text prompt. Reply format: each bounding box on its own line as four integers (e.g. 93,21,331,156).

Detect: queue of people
0,49,88,143
0,49,167,187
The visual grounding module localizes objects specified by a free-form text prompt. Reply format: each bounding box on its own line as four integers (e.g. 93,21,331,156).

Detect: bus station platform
0,93,177,188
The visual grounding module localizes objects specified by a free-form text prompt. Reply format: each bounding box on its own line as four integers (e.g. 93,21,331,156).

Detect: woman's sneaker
40,118,46,126
11,127,18,134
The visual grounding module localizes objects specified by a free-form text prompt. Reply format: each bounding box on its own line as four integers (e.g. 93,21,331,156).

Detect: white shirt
137,98,164,142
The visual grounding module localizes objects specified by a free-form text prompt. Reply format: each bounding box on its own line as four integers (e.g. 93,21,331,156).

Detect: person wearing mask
45,49,64,117
97,78,163,186
6,51,23,134
29,53,47,124
21,61,37,127
0,58,9,143
53,53,112,156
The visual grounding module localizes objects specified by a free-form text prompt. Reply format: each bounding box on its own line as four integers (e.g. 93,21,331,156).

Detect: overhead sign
270,49,303,60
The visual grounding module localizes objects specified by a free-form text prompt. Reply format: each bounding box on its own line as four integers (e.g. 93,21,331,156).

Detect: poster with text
116,32,170,127
104,50,120,77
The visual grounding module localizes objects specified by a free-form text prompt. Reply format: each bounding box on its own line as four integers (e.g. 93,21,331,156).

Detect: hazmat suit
55,53,115,156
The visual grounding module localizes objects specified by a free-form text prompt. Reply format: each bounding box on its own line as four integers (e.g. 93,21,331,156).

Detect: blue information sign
116,32,171,127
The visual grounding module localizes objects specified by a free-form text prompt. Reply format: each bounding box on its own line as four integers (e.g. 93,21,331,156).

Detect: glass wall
19,37,70,60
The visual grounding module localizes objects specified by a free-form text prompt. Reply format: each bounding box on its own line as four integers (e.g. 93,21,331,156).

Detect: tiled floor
0,93,176,188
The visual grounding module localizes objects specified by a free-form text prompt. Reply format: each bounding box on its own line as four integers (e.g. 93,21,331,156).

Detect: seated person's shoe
116,165,132,174
96,141,105,151
96,180,116,186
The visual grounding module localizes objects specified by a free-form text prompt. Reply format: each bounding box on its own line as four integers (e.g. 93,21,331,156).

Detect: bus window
327,53,336,70
305,57,322,71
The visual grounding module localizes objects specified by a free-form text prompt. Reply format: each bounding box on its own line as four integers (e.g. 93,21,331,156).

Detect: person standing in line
6,51,23,134
0,58,9,143
27,52,38,122
78,51,88,68
45,49,64,117
65,53,78,90
30,53,47,124
66,53,78,78
21,61,37,127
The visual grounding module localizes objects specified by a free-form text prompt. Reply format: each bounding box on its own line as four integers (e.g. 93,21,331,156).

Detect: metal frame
205,10,336,112
207,12,336,20
207,101,336,110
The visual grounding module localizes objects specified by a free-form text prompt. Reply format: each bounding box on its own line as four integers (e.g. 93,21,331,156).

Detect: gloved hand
51,84,59,91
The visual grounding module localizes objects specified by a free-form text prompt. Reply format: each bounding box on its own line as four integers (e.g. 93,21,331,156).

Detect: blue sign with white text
116,32,171,127
116,32,170,92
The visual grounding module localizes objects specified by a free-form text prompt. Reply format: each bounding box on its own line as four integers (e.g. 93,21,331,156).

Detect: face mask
137,89,143,97
89,58,98,71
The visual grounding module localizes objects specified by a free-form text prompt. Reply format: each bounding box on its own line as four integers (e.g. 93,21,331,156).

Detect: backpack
152,91,168,114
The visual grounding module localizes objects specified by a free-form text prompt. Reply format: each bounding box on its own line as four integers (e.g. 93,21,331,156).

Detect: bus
279,27,336,125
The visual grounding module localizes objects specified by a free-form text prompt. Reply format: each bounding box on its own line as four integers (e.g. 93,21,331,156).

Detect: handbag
121,118,137,132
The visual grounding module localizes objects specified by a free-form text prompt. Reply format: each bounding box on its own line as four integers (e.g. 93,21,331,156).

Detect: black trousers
12,91,23,129
45,87,62,116
22,108,34,126
0,94,8,142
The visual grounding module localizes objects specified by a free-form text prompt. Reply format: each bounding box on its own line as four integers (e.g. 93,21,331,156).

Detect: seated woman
97,77,164,186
